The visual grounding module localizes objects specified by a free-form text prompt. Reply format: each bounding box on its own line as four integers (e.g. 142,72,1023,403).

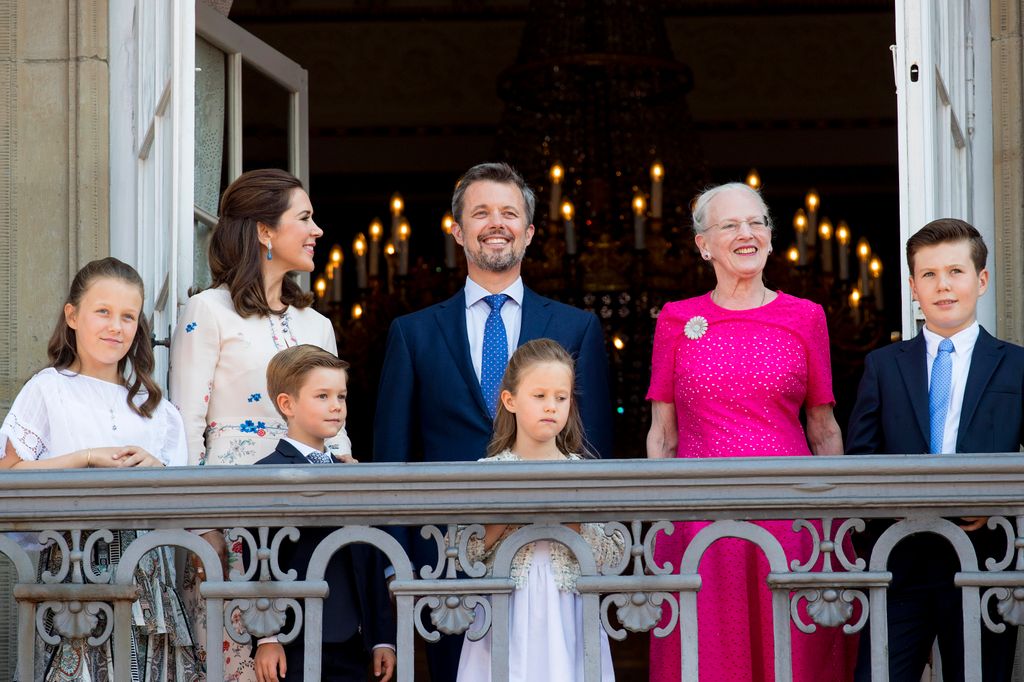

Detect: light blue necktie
480,294,510,418
307,450,333,464
928,338,955,454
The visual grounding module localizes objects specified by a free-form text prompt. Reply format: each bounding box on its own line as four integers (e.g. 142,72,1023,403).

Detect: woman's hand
112,446,165,467
647,401,678,459
194,529,228,581
806,404,843,456
336,454,358,463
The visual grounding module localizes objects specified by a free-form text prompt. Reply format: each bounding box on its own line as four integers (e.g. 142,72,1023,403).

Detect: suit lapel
895,333,931,447
957,327,1004,446
276,440,310,464
434,289,490,420
519,287,553,345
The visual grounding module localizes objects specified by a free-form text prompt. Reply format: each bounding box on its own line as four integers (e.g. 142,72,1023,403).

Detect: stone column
0,0,109,416
991,0,1024,346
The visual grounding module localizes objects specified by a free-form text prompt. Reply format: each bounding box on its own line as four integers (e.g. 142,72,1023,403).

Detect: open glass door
894,0,993,338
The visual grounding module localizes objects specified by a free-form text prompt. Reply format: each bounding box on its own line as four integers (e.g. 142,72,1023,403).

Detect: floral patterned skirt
32,530,202,682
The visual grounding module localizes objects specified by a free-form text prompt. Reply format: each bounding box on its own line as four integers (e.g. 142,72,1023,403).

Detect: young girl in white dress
0,258,195,681
457,338,623,682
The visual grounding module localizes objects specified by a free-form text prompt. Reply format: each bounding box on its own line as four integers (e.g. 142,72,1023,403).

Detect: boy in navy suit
847,219,1024,681
254,345,396,682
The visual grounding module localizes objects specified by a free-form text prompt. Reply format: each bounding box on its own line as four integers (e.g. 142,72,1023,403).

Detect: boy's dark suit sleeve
357,543,397,646
575,312,614,458
846,352,884,455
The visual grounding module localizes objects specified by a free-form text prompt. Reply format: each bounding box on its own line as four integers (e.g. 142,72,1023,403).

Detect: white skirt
457,541,615,682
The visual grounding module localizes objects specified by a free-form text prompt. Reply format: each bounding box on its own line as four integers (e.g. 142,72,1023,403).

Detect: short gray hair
691,182,772,235
451,162,536,225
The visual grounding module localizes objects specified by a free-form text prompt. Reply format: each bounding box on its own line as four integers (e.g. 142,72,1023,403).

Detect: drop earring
266,241,273,261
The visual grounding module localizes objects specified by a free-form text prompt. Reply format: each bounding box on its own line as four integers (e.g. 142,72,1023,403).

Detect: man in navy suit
254,345,396,682
847,218,1024,682
373,162,613,680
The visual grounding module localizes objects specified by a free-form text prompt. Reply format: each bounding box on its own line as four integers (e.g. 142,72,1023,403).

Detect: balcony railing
3,455,1024,681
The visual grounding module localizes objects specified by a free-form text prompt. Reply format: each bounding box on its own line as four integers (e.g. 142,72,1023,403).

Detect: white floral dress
0,368,197,682
457,451,623,682
168,285,351,681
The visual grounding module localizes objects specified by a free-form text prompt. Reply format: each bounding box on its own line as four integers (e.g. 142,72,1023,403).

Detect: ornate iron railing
3,454,1024,681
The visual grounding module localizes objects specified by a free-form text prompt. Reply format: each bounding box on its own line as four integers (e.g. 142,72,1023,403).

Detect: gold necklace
712,287,767,309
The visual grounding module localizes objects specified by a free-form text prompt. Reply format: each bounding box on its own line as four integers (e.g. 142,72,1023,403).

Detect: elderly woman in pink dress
645,182,856,682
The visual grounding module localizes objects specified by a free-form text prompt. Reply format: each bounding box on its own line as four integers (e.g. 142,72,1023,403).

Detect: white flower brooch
684,315,709,340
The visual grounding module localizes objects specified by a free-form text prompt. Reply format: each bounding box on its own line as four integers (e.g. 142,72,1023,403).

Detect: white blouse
168,285,351,466
0,367,187,466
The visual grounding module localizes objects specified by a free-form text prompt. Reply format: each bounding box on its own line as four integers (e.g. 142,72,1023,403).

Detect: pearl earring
702,251,711,260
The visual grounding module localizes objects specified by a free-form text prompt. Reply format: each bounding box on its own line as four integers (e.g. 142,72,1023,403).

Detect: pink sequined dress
646,292,857,682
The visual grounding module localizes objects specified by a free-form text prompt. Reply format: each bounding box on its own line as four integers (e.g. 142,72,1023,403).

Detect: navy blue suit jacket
846,326,1024,456
846,327,1024,587
255,441,396,650
372,286,613,566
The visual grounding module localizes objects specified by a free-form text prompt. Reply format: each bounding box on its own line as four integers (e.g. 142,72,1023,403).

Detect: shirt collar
283,436,327,460
464,276,524,309
921,320,980,358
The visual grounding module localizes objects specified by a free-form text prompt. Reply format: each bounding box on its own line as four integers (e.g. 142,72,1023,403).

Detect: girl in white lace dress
0,258,196,681
458,339,623,682
168,169,352,681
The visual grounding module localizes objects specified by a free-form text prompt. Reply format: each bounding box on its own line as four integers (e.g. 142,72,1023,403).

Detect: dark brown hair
486,338,590,458
208,168,315,317
906,218,988,275
451,162,536,225
47,257,161,418
266,344,349,419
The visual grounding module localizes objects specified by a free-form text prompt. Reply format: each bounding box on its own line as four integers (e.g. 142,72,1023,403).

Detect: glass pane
193,36,226,292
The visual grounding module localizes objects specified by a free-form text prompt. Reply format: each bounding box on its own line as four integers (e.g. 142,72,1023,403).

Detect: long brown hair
47,257,161,418
208,168,315,317
486,338,591,458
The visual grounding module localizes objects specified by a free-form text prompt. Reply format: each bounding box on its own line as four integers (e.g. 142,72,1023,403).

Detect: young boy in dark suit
254,344,396,682
846,218,1024,681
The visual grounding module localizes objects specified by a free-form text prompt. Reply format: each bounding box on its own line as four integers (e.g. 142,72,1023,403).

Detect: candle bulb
351,303,364,320
384,241,396,292
805,189,819,247
793,209,808,265
870,257,884,310
818,217,833,274
836,222,851,281
632,193,646,250
314,275,327,300
442,213,456,269
329,245,343,303
390,192,404,240
745,169,761,190
397,219,410,276
787,245,800,265
353,233,368,289
850,287,862,325
562,200,576,256
549,164,564,222
650,162,664,219
368,219,383,277
857,237,871,295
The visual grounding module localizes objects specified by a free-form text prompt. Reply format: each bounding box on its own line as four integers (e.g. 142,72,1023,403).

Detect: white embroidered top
168,285,351,466
460,450,625,593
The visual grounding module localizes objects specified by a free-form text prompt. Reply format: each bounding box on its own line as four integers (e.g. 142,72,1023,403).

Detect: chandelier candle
398,219,410,276
390,192,404,242
870,257,884,310
818,218,834,274
805,189,819,246
368,219,383,277
836,222,851,281
793,209,808,266
562,199,576,256
353,233,368,289
633,194,647,250
650,162,664,219
857,237,871,295
329,245,343,303
442,213,456,269
549,164,564,222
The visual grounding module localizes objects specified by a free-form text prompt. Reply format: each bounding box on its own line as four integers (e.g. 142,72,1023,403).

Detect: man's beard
464,239,527,273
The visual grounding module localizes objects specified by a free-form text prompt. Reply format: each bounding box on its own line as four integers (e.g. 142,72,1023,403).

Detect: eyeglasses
709,216,770,234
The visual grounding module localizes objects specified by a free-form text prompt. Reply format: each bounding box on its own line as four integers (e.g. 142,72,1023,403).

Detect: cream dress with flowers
169,285,351,680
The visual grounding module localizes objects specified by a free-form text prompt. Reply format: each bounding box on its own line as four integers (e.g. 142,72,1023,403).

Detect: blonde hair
486,338,590,458
266,344,349,418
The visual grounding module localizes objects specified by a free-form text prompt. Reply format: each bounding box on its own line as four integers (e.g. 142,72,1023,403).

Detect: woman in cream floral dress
169,169,351,680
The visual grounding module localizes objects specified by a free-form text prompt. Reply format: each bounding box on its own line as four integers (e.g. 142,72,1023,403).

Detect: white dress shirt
464,276,524,381
922,321,980,454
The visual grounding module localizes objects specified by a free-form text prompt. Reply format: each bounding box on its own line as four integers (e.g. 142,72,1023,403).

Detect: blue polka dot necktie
928,338,954,454
480,294,510,418
307,450,333,464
